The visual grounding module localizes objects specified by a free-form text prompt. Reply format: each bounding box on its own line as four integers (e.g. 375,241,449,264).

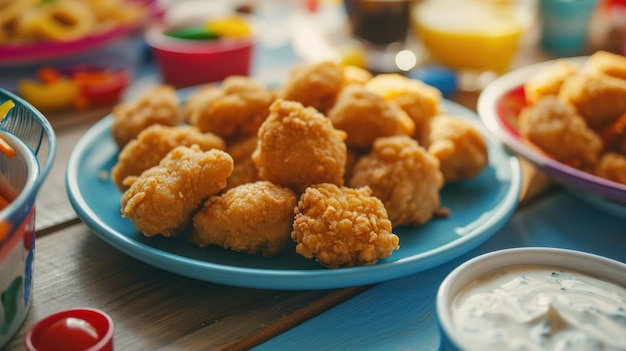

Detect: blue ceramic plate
477,56,626,218
66,99,521,290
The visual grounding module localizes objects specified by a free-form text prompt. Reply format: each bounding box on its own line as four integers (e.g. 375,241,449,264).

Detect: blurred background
0,0,625,115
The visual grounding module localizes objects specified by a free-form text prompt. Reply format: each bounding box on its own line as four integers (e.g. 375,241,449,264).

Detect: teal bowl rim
0,131,40,226
0,89,57,197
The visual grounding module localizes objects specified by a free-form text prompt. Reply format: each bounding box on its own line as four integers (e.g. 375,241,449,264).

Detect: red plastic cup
25,308,114,351
145,25,254,89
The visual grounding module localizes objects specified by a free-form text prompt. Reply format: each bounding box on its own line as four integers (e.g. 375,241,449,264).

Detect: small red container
145,26,254,89
24,308,114,351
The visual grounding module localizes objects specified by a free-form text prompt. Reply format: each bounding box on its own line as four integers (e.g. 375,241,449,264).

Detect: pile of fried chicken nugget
520,50,626,185
109,61,489,268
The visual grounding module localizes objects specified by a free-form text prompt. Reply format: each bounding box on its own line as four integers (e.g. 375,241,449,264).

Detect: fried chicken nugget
599,112,626,154
224,136,261,191
111,85,181,148
343,147,362,185
279,61,344,113
185,75,277,142
349,135,444,227
524,59,581,105
327,84,415,151
190,181,298,257
558,72,626,129
519,96,602,167
252,99,347,193
584,50,626,81
182,83,219,120
342,65,373,86
291,183,399,268
121,145,233,238
111,124,225,192
423,114,488,181
365,73,441,141
593,152,626,185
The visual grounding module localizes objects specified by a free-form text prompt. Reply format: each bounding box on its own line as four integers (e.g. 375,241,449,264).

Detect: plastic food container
0,89,56,348
145,25,254,89
437,247,626,350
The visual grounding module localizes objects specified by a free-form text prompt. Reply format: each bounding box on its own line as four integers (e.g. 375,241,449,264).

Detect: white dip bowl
437,247,626,350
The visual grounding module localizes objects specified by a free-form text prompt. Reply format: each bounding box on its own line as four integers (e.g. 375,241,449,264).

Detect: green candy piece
166,27,220,40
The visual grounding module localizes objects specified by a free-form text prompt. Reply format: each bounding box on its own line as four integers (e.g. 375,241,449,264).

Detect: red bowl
145,26,254,89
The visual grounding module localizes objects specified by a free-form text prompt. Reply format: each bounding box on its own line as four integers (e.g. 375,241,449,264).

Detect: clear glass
343,0,414,73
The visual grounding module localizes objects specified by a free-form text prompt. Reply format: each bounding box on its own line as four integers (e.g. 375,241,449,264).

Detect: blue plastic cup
539,0,599,57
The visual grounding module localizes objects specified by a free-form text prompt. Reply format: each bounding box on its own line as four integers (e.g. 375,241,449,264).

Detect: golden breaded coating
593,152,626,185
252,99,347,194
524,59,581,105
190,181,298,257
343,147,362,185
111,124,225,192
185,75,277,142
327,84,415,151
365,73,441,140
599,112,626,155
111,85,181,148
519,96,602,167
182,83,220,120
291,183,399,268
342,65,373,86
584,50,626,81
423,114,489,181
121,146,233,238
223,136,261,191
349,135,444,227
558,72,626,129
279,61,344,113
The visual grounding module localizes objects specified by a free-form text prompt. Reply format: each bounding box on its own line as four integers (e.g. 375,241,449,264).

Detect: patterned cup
0,89,56,348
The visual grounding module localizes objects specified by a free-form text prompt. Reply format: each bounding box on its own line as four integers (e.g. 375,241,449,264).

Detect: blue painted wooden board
252,191,626,351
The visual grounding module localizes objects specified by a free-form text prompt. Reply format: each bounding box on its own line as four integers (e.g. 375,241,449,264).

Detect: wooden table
4,4,623,350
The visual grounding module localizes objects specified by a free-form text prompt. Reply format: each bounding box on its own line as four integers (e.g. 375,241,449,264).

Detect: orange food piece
38,66,63,84
0,193,9,210
0,136,16,158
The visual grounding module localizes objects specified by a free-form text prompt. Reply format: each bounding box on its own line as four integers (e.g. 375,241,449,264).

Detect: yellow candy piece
18,79,80,111
0,100,15,120
205,16,251,39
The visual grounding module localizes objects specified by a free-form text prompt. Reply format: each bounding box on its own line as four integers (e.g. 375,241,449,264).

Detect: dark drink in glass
343,0,411,46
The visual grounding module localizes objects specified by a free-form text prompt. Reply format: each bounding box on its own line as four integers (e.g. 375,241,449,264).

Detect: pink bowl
145,26,254,89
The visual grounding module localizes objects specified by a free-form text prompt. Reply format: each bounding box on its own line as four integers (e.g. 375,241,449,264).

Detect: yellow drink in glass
412,0,531,75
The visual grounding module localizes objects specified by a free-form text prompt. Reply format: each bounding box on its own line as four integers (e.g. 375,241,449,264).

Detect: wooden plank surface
4,224,368,351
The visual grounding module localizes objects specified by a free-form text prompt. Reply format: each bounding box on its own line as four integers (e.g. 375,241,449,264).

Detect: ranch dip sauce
451,264,626,351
